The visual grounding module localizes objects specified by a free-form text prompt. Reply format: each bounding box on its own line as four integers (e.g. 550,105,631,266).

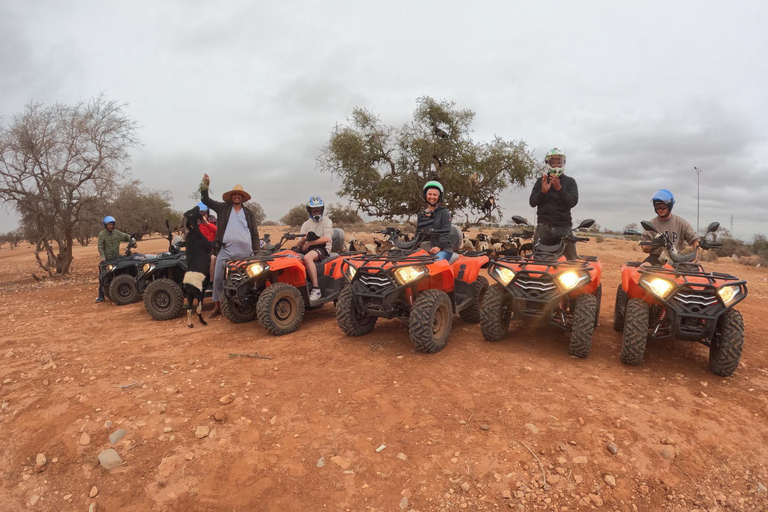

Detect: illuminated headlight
646,277,675,298
345,264,357,281
104,264,115,272
557,271,584,291
393,265,427,285
494,266,516,286
718,285,740,304
141,263,154,273
246,262,267,278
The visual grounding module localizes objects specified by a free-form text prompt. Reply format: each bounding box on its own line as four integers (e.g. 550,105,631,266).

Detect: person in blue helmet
641,189,700,265
95,215,132,302
297,196,334,302
417,181,453,261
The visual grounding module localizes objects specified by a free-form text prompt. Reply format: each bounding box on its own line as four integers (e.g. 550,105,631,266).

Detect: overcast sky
2,1,766,239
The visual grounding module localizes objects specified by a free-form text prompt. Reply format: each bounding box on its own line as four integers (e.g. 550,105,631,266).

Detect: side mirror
577,219,595,230
511,215,528,225
707,221,720,233
641,220,657,233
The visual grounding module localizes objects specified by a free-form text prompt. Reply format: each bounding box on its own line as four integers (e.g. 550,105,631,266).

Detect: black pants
534,223,578,260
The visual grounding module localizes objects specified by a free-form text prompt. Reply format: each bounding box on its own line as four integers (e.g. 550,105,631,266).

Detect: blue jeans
435,251,451,261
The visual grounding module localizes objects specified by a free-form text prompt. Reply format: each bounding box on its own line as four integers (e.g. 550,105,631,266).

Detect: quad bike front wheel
143,278,184,320
459,275,489,323
613,284,627,331
336,285,377,336
409,289,453,353
480,284,513,342
709,309,744,377
569,293,597,358
221,295,257,323
257,282,305,335
620,299,649,365
593,283,602,328
109,274,140,305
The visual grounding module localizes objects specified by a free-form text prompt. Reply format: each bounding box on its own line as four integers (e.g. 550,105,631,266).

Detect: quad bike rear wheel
620,299,649,365
613,284,627,331
221,295,256,323
569,293,597,358
409,289,453,353
143,278,184,320
480,284,513,342
257,282,305,335
709,309,744,377
336,285,377,336
109,274,140,305
459,275,489,323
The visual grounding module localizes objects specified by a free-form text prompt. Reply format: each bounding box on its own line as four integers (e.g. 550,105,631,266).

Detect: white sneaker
309,288,321,301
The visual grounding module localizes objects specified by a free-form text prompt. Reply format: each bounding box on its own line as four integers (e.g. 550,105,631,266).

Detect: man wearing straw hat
200,173,260,318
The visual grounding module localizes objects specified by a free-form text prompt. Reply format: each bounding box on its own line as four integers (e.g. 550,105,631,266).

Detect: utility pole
694,167,702,233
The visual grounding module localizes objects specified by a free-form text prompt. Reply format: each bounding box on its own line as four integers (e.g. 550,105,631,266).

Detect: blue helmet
197,202,209,212
652,189,675,212
306,196,324,222
103,215,116,226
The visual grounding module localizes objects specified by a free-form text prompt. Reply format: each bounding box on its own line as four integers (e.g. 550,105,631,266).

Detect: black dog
182,206,212,328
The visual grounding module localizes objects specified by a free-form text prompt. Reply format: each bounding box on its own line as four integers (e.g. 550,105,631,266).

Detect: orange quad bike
222,229,356,335
480,219,602,358
336,227,489,353
614,221,748,377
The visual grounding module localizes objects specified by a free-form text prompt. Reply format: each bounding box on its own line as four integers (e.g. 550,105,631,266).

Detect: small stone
109,429,127,444
89,503,98,512
63,494,72,501
51,457,58,463
572,456,588,464
548,475,561,484
36,453,47,466
89,486,99,498
219,394,234,405
330,456,350,469
757,482,767,493
525,423,539,434
604,475,616,487
588,493,604,507
399,496,408,510
574,475,583,484
397,452,407,461
79,432,91,446
501,489,512,499
195,426,210,439
460,482,471,492
375,444,386,453
213,409,228,422
1,401,8,410
316,457,325,468
2,378,10,384
98,448,122,470
185,453,194,461
660,436,675,445
606,442,618,454
480,424,490,431
660,446,675,460
163,427,173,433
104,420,113,429
29,495,40,506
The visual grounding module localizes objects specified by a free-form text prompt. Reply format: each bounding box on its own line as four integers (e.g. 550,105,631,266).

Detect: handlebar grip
574,237,590,243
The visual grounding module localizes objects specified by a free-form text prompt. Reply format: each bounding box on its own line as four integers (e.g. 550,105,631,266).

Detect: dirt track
1,231,767,512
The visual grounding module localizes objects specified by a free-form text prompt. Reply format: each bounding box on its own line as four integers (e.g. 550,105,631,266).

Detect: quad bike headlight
557,271,586,291
141,263,154,274
718,285,740,305
393,265,427,285
494,266,516,286
345,264,357,281
104,264,115,272
246,262,267,278
645,277,675,299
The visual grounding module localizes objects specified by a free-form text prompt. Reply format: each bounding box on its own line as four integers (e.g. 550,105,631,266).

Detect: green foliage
327,203,363,226
244,201,266,225
108,182,174,240
318,96,540,225
280,204,307,227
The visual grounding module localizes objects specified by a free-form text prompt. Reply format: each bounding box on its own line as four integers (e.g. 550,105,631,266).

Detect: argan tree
318,96,540,226
0,96,140,275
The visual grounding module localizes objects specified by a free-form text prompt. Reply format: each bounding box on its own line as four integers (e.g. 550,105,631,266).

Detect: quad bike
222,228,353,335
480,219,602,358
139,221,202,321
99,236,152,305
614,221,748,377
336,227,489,353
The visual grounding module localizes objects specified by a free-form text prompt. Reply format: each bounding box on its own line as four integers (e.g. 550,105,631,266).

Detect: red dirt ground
1,230,767,511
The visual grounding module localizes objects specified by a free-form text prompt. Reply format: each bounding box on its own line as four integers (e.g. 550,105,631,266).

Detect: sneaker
95,296,105,303
309,288,321,302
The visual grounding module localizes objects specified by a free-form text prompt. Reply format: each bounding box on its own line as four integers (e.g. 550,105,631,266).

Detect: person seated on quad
95,215,133,303
417,181,453,261
641,189,700,266
197,202,218,280
297,196,334,302
529,148,579,259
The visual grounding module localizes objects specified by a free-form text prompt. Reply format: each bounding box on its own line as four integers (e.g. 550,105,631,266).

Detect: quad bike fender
570,259,602,295
451,254,488,284
415,259,454,294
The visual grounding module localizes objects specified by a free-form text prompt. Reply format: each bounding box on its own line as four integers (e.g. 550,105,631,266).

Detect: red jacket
199,222,217,242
